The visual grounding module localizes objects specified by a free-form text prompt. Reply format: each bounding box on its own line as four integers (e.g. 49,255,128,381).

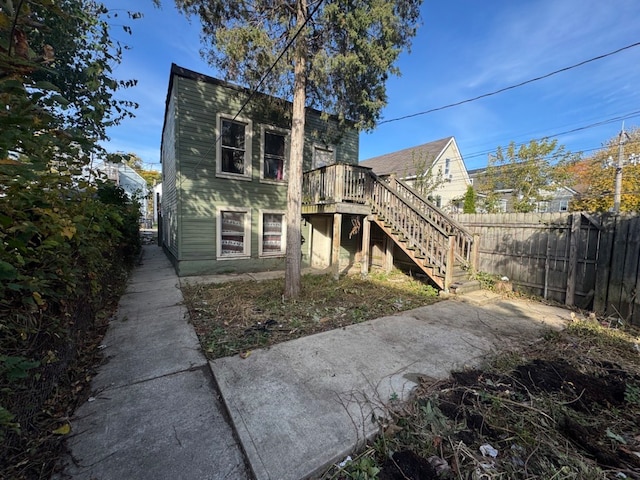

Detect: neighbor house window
536,201,549,213
428,195,442,208
260,211,286,256
217,208,251,259
312,145,335,169
217,114,252,179
261,127,288,182
559,199,569,212
444,158,450,176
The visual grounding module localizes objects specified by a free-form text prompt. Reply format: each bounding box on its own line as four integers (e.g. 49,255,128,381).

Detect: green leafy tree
569,127,640,212
173,0,422,297
0,3,144,474
408,150,444,199
478,139,577,213
463,185,476,213
0,1,139,175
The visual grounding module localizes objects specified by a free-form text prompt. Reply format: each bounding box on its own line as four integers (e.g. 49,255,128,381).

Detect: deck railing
302,164,372,205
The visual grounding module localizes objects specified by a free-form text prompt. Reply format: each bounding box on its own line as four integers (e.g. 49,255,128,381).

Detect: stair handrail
368,172,455,279
368,172,449,238
382,175,476,265
385,175,473,237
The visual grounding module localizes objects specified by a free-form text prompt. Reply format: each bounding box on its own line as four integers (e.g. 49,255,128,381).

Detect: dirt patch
326,321,640,479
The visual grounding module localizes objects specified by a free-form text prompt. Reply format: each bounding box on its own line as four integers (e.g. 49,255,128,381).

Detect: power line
378,41,640,126
186,0,325,177
462,109,640,162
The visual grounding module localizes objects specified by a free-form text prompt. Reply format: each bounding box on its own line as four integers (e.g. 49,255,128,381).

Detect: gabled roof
359,137,453,177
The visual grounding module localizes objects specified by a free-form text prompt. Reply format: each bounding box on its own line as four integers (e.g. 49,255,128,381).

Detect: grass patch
181,270,439,360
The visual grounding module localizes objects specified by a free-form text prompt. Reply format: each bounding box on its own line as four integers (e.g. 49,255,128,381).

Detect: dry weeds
181,270,440,360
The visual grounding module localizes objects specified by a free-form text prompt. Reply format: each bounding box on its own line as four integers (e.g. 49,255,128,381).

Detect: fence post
593,215,615,314
444,235,456,291
471,233,480,272
565,213,581,306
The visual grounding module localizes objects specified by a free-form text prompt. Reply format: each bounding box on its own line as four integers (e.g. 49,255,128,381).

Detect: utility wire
462,110,640,162
378,41,640,125
187,0,325,177
231,0,325,123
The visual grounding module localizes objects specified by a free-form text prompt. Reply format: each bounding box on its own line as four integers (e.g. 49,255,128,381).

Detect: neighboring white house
95,162,149,218
467,167,577,213
153,183,162,225
359,136,472,212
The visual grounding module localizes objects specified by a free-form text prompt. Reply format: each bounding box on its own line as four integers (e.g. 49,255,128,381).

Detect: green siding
161,89,179,260
166,68,358,276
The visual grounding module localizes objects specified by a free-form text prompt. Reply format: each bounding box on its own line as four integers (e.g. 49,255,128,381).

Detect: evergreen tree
463,185,476,213
172,0,422,297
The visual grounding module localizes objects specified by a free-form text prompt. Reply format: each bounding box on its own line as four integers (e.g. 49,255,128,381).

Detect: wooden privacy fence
451,213,640,325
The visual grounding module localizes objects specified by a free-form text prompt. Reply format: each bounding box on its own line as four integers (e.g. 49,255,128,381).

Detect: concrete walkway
58,244,572,480
56,245,249,480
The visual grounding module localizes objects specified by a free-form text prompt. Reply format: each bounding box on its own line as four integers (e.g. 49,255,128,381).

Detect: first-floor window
260,211,285,256
218,208,251,258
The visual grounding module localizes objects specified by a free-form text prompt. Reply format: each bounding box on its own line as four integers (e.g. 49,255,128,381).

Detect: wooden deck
302,164,478,289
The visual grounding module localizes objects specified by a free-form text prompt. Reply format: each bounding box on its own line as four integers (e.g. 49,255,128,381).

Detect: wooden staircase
302,165,478,290
368,174,477,289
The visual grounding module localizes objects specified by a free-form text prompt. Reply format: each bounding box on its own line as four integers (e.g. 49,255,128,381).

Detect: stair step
449,280,482,295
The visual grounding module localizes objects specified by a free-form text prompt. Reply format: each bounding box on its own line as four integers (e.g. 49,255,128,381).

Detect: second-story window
261,128,288,182
217,114,252,179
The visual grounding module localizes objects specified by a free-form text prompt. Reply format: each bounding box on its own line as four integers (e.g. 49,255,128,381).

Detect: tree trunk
284,0,308,299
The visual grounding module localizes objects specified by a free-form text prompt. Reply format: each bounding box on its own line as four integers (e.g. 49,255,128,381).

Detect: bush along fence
452,212,640,326
0,180,141,479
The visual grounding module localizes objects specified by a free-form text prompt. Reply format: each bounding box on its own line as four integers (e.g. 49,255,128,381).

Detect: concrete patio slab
211,297,570,480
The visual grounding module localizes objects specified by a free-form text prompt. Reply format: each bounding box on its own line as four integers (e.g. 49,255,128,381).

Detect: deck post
332,213,342,279
384,236,394,273
444,235,456,291
360,215,371,277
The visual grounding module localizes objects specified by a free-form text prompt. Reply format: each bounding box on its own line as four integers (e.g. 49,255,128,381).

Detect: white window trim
259,125,290,184
216,207,251,260
312,143,336,170
259,209,286,257
216,113,253,181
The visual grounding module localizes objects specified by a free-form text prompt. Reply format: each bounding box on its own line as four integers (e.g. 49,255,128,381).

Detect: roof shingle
359,137,453,177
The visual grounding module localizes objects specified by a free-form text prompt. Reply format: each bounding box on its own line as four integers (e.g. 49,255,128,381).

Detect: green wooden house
160,64,360,276
161,64,479,290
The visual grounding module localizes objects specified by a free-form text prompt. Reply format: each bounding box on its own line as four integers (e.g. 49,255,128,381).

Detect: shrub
0,176,140,478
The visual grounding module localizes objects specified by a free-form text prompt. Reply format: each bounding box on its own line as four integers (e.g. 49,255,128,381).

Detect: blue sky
101,0,640,171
